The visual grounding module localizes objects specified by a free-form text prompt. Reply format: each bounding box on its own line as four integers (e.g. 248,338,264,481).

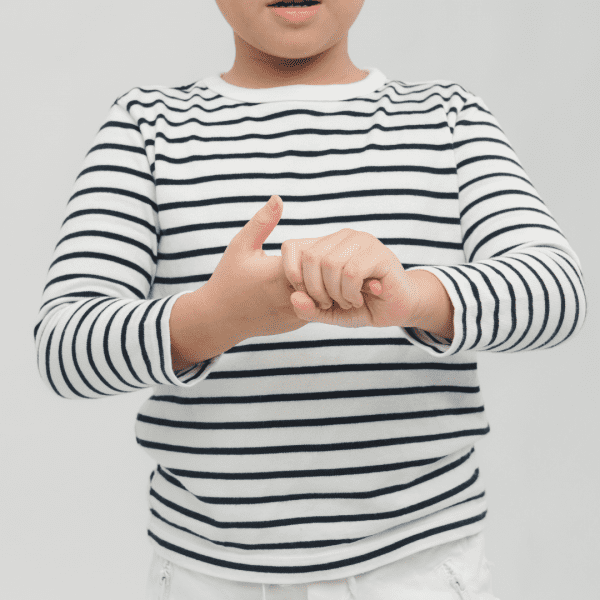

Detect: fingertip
370,279,382,294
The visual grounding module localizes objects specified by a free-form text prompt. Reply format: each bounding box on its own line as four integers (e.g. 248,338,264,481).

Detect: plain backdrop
1,1,598,599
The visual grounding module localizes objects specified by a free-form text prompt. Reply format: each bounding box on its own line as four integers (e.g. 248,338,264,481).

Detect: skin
214,0,368,88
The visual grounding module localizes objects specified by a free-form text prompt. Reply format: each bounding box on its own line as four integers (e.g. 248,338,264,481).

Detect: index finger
281,237,322,290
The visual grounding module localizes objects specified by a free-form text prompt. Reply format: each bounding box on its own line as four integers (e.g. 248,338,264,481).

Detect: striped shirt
34,67,587,584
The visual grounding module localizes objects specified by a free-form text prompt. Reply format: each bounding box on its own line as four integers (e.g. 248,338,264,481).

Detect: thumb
239,195,283,253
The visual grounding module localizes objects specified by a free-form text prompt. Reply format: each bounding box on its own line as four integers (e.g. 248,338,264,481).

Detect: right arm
34,94,233,399
35,97,304,398
169,286,247,372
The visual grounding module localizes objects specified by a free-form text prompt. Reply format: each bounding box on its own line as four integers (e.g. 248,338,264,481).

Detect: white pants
146,530,499,600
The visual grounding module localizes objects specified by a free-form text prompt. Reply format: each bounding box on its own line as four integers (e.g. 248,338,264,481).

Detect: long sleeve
400,90,588,356
33,97,220,399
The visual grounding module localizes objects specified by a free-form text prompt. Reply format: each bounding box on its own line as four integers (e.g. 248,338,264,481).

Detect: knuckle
342,263,358,280
322,257,337,271
362,232,376,245
305,250,320,264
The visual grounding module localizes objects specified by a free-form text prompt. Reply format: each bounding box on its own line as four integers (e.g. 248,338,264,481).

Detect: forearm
169,287,247,372
405,270,455,340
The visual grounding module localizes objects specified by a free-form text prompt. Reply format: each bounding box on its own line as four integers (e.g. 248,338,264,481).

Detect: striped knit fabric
34,67,586,584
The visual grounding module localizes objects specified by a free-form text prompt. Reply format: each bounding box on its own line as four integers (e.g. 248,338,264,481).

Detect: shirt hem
146,494,487,585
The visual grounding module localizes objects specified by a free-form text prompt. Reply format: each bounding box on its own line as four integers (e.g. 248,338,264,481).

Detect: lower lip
269,5,322,22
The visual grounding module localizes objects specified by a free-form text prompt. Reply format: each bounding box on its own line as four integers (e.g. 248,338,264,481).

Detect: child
34,1,587,598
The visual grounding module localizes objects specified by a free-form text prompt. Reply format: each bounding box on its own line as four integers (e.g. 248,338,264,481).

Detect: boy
34,0,587,598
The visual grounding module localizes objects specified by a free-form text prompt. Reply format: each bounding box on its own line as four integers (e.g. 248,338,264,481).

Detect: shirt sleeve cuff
163,290,223,386
173,353,221,384
399,266,462,357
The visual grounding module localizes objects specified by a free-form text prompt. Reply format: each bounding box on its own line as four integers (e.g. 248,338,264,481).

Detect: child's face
215,0,366,86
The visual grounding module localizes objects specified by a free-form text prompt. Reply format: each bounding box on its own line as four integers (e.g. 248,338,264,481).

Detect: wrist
406,270,455,340
170,285,245,370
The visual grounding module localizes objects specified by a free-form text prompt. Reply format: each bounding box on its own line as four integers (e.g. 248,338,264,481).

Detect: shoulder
387,78,496,137
112,80,203,113
387,77,477,111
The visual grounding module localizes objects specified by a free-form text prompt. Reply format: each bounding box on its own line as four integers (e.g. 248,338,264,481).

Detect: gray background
1,1,598,598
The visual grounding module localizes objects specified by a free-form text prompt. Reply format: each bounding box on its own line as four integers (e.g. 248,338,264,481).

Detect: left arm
406,270,455,341
397,89,587,356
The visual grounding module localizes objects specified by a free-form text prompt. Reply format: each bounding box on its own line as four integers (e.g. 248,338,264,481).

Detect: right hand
201,195,308,340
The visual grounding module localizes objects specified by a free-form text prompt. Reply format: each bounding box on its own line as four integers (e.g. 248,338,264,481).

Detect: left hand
280,228,422,328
